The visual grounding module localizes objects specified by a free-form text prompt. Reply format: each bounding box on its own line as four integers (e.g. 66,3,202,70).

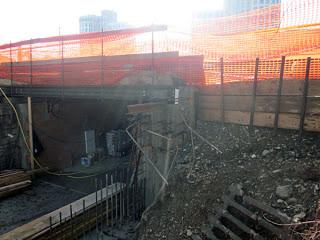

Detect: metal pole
220,57,225,124
299,57,311,138
61,35,64,98
151,25,155,85
274,56,285,130
9,41,13,94
27,97,34,170
100,29,104,99
29,39,33,86
194,91,199,129
250,58,259,131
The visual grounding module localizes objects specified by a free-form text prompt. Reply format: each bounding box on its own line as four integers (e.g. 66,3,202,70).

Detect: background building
79,10,129,33
101,10,117,26
79,15,101,33
195,0,281,20
224,0,281,16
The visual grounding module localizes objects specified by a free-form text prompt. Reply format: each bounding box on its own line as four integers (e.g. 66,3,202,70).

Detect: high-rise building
101,10,117,26
195,0,281,20
224,0,281,16
79,10,129,33
79,15,101,33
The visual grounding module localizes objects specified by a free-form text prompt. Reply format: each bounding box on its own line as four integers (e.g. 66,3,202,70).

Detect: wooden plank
198,109,320,132
127,103,165,114
0,170,24,178
0,183,124,240
308,80,320,96
0,180,31,193
198,95,319,114
305,114,320,132
199,96,221,109
200,79,311,96
0,173,30,188
0,180,32,199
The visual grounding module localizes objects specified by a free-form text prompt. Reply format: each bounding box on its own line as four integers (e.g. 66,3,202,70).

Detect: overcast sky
0,0,224,44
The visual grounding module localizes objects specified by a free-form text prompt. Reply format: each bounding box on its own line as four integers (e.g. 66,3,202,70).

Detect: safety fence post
29,39,33,87
299,57,311,138
220,57,225,125
274,56,286,131
250,58,259,131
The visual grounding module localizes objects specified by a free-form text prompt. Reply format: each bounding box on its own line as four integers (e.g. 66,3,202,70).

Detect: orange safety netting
0,0,319,86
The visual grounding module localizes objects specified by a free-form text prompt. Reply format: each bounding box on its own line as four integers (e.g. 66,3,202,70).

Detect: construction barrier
0,1,319,86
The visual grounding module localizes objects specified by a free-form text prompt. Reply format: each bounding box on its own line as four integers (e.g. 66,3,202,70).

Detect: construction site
0,0,320,239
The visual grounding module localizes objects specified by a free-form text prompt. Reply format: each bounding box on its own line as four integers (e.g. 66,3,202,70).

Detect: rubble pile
138,121,320,240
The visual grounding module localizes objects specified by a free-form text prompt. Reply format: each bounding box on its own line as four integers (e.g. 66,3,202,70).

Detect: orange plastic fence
0,0,319,86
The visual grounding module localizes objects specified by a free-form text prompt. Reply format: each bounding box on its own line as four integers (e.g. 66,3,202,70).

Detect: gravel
138,121,320,240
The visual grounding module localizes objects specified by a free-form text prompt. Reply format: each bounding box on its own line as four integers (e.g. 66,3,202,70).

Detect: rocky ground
138,121,320,240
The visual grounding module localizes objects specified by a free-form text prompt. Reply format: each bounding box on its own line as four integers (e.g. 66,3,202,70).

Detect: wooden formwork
198,79,320,132
198,58,320,133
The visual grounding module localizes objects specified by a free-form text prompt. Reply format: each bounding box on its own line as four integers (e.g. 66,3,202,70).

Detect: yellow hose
0,87,97,179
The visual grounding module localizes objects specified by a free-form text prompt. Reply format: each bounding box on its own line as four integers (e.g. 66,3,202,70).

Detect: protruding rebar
111,175,114,226
115,171,118,225
126,168,130,221
120,168,124,224
133,177,136,220
70,204,74,238
100,179,103,236
106,173,109,227
95,178,99,240
49,216,52,233
82,199,86,239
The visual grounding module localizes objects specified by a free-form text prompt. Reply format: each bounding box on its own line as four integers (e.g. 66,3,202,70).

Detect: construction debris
201,184,290,240
138,121,320,240
0,170,32,199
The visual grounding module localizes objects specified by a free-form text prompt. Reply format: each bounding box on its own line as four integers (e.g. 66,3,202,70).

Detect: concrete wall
0,101,22,170
32,99,130,169
134,87,195,206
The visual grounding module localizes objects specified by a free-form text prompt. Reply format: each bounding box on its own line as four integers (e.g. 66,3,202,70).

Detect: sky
0,0,224,44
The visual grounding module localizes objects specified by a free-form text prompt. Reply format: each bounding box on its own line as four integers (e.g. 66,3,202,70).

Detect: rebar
106,173,109,227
